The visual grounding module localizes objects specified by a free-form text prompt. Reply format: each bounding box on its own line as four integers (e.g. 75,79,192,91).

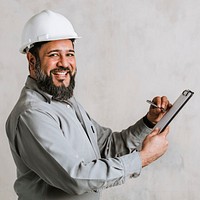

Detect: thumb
159,126,170,137
149,127,160,137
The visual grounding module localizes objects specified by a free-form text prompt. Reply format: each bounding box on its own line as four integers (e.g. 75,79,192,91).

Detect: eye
49,53,59,57
66,53,75,57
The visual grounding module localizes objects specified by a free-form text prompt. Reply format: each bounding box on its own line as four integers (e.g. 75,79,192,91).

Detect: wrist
139,151,150,167
143,114,155,128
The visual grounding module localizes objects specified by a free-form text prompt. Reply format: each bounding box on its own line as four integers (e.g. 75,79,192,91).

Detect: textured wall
1,0,200,199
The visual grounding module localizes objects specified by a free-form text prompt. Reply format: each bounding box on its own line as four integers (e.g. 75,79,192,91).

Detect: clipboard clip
182,89,194,96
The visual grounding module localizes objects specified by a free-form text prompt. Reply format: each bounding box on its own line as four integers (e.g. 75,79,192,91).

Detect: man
6,10,170,200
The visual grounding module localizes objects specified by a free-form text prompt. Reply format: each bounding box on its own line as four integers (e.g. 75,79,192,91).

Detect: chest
50,102,100,161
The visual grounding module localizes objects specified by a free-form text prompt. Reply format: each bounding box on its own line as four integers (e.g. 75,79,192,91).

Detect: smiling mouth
53,67,71,74
53,71,68,76
51,68,70,75
51,68,71,81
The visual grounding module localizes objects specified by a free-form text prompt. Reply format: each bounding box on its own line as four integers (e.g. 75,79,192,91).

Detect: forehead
40,39,74,53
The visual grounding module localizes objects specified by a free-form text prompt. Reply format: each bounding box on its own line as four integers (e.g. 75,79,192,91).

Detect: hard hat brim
20,36,81,54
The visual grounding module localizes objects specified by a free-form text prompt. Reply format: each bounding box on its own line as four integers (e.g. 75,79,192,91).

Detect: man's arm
15,108,144,195
92,117,152,158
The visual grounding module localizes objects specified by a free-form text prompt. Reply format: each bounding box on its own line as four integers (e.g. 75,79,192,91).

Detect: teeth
53,71,68,75
56,72,66,75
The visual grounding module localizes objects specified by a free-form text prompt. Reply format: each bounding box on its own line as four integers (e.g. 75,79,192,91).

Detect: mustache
50,66,71,75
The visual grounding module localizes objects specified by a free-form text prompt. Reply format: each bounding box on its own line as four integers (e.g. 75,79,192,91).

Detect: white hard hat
20,10,80,54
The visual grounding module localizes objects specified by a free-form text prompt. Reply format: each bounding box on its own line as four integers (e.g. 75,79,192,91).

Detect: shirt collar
25,76,53,104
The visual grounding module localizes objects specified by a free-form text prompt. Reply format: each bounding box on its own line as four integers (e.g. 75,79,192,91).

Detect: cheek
71,60,77,73
40,62,55,76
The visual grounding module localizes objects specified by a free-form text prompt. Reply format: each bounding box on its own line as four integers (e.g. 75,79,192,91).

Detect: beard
34,59,76,101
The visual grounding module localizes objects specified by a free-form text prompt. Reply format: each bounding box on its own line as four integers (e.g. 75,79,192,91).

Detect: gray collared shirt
6,76,152,200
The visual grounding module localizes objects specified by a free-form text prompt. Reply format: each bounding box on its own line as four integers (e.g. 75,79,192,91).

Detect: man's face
29,39,77,101
38,39,76,88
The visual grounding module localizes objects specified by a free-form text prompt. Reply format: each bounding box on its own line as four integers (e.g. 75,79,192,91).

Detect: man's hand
147,96,171,124
139,127,169,167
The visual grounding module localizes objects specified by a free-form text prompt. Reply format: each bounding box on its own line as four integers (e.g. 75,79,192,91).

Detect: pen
146,100,166,112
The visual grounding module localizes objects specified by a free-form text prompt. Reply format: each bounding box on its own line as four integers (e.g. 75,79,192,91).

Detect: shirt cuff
119,150,142,179
143,114,155,129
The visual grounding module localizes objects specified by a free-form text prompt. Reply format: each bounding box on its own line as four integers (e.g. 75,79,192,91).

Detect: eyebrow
47,49,75,54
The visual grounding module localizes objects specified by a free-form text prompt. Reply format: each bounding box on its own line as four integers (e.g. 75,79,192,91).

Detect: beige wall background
1,0,200,199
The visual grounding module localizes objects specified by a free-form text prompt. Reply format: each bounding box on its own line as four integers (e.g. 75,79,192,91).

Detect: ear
27,52,36,77
27,52,36,68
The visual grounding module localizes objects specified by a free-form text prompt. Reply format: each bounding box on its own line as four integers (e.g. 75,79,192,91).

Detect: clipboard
154,89,194,132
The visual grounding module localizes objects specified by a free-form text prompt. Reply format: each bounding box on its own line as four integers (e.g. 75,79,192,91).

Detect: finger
161,96,169,110
159,126,170,137
151,97,163,114
153,96,162,108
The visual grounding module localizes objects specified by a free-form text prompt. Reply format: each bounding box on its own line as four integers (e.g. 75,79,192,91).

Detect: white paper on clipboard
154,89,194,133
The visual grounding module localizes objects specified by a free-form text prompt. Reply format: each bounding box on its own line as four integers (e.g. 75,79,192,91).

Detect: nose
56,53,76,75
57,56,71,69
